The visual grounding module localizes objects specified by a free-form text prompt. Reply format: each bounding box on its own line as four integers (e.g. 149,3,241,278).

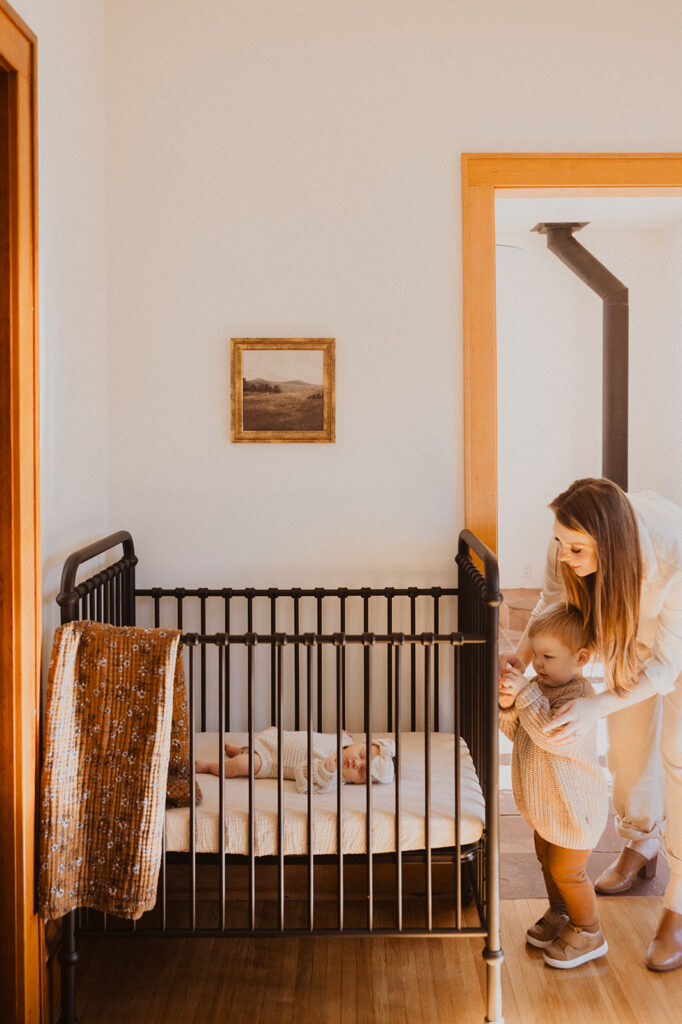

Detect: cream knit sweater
498,675,609,849
253,726,353,794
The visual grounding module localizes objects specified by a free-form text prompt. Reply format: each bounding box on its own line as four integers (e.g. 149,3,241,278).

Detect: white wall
497,223,680,588
23,0,682,615
17,0,109,663
103,0,682,594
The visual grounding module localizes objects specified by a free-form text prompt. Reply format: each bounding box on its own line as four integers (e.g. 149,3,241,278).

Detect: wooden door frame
461,152,682,554
0,1,41,1022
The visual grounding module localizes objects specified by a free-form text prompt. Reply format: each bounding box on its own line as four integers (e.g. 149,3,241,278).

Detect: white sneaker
543,923,608,969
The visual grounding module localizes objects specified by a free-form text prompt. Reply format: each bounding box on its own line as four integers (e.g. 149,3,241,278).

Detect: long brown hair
550,478,642,695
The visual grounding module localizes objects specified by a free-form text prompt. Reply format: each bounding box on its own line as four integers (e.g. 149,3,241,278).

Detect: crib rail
57,529,137,626
136,584,460,735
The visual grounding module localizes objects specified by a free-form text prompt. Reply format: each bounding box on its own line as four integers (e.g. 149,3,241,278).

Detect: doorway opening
461,154,682,558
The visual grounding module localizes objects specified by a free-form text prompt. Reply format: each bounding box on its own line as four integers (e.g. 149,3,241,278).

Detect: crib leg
59,911,78,1024
483,945,504,1024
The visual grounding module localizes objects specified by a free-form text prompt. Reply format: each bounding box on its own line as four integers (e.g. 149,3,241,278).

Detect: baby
195,725,395,794
498,603,609,969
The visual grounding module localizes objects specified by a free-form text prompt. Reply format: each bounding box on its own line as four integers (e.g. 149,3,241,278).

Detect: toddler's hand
323,755,337,773
502,666,527,696
498,678,516,709
499,651,525,681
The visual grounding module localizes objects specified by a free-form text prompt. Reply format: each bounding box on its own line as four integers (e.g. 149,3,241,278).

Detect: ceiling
495,194,682,234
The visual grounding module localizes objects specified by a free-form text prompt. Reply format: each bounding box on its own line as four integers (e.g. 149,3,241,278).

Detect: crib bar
386,594,393,730
410,592,416,730
200,593,207,732
224,601,231,732
161,817,167,932
189,647,197,931
339,594,347,728
335,641,344,931
306,642,315,930
425,642,432,931
457,529,503,1024
294,594,301,729
364,636,373,932
177,631,482,646
90,925,488,939
59,911,78,1024
277,641,285,932
394,642,402,932
270,595,277,725
218,643,226,931
317,594,323,731
248,640,255,931
136,585,458,599
433,594,440,733
454,643,462,930
176,592,183,630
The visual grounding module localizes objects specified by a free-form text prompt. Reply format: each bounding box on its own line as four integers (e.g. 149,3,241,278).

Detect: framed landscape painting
231,338,335,443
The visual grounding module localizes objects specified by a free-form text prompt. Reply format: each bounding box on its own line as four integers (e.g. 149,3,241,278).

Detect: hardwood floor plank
73,900,682,1024
340,938,358,1024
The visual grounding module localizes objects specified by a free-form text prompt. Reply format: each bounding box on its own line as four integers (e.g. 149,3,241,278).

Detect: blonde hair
529,603,590,654
549,477,642,695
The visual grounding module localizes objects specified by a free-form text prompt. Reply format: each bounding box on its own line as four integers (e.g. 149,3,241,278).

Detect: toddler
195,725,395,794
499,603,609,969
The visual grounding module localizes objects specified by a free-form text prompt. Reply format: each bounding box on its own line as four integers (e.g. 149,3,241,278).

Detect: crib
51,528,503,1024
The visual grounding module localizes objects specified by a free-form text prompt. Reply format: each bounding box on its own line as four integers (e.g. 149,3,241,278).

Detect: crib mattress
165,732,485,856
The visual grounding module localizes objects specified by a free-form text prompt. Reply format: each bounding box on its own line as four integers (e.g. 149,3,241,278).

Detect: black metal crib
51,528,503,1024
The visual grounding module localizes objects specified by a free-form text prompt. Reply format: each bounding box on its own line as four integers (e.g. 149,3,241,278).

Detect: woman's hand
542,695,602,744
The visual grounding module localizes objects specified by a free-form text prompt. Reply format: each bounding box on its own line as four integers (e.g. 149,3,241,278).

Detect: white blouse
533,491,682,697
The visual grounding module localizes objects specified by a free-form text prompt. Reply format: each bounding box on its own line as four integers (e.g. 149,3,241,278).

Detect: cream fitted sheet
165,732,485,856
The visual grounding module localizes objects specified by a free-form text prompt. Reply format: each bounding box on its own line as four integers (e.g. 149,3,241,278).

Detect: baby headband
371,737,396,784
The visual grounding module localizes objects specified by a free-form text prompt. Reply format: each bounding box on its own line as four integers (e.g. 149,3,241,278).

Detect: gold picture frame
231,338,336,443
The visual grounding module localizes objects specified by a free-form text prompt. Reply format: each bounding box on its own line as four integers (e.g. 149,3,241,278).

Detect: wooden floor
71,897,681,1024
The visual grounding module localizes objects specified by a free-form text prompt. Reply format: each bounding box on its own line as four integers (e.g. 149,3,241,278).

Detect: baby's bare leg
195,751,263,777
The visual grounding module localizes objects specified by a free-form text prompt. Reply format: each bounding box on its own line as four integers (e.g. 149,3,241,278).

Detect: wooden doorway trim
0,2,41,1022
461,153,682,554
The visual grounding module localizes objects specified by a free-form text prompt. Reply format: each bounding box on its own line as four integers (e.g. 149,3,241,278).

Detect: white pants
608,673,682,907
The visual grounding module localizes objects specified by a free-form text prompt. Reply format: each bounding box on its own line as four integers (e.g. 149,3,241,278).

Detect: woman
502,478,682,972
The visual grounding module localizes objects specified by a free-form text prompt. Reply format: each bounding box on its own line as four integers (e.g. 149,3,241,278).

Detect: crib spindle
247,638,256,932
335,639,345,931
189,644,197,932
306,638,314,932
277,640,285,931
425,641,432,931
218,640,226,932
364,633,373,932
394,640,403,932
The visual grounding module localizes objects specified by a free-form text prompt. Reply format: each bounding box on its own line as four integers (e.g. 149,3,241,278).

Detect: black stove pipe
532,222,629,491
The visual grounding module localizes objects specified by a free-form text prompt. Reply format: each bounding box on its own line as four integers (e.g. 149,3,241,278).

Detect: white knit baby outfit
498,675,609,849
253,726,353,794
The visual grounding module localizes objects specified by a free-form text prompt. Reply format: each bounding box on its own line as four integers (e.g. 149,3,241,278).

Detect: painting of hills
242,376,324,431
232,340,334,442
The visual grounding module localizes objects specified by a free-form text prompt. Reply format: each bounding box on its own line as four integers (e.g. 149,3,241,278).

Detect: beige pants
608,673,682,885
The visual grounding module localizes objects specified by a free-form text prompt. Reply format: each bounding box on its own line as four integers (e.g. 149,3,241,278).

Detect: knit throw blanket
38,621,201,921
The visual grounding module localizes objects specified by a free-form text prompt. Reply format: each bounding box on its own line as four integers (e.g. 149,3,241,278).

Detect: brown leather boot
594,847,657,894
646,909,682,972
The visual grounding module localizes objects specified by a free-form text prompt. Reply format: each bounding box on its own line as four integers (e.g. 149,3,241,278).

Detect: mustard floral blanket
38,621,201,921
